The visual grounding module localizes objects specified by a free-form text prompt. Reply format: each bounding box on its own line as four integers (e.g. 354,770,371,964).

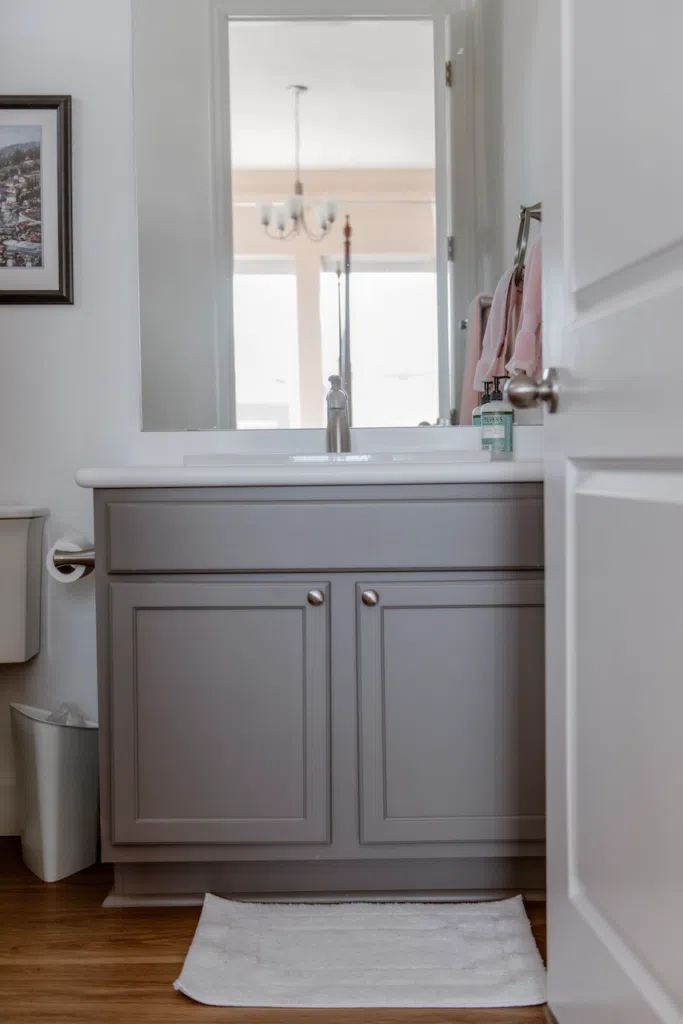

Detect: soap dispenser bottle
481,377,514,453
472,383,491,427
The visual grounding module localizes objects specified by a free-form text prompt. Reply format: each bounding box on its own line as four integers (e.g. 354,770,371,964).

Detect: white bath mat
174,894,546,1008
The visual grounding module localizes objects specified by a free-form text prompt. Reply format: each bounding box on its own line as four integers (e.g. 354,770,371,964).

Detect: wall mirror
229,19,440,431
133,0,543,431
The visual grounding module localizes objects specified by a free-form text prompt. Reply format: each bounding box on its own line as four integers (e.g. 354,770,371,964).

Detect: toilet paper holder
52,547,96,577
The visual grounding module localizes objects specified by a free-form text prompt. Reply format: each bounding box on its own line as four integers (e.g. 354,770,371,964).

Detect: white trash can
10,703,99,882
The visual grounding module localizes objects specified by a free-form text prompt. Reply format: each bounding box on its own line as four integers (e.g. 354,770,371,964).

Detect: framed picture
0,95,73,304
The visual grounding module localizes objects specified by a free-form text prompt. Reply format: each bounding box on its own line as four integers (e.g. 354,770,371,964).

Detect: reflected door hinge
445,60,453,87
447,236,455,261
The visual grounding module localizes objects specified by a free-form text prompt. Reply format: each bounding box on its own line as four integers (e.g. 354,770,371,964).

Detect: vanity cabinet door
109,581,330,845
357,578,545,845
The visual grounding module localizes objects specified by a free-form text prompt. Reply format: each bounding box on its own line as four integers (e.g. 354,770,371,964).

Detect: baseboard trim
0,775,17,836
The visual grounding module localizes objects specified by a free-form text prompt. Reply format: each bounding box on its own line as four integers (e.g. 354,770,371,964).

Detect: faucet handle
328,375,343,390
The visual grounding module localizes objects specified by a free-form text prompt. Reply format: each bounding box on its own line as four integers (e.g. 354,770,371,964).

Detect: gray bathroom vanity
84,461,545,901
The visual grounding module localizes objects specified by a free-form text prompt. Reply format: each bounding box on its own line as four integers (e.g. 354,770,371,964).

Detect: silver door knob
307,589,325,607
505,368,559,414
361,590,380,607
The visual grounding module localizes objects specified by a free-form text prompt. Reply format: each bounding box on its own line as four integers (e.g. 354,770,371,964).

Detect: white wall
475,0,543,289
0,0,139,832
500,0,544,263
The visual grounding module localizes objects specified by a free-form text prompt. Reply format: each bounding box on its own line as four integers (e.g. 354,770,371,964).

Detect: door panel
545,1,683,1020
573,470,683,1011
357,579,545,844
571,1,683,294
110,581,330,844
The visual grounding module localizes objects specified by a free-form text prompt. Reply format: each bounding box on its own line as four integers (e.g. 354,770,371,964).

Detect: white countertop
76,458,544,489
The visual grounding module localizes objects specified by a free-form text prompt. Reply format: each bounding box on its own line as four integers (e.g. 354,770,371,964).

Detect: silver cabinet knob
307,589,325,607
505,368,559,414
361,590,380,607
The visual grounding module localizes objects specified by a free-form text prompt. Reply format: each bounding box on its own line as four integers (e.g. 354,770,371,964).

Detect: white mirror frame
133,0,478,432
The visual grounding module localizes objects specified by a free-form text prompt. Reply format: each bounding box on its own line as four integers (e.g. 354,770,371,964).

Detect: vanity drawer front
106,493,543,573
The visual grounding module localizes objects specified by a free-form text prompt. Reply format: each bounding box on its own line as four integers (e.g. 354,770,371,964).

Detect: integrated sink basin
183,450,492,467
76,448,544,489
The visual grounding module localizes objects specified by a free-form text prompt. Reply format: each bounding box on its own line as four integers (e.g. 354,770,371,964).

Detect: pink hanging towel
459,293,493,424
473,267,521,391
507,237,542,379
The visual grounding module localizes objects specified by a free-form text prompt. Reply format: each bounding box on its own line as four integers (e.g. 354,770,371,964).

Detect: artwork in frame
0,95,72,304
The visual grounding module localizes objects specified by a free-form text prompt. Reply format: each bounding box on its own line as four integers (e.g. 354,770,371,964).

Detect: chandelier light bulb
274,206,287,232
258,202,272,228
287,194,304,220
314,205,328,229
325,199,338,223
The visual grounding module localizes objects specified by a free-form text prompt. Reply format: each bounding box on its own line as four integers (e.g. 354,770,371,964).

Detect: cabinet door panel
357,579,544,844
110,581,330,844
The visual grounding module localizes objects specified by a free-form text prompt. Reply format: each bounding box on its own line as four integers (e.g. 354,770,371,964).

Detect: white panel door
543,2,683,1022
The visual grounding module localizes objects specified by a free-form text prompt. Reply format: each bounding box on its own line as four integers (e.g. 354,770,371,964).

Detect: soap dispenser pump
481,376,514,453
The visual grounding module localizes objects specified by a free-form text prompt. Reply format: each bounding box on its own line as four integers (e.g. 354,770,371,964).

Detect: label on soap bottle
481,411,513,452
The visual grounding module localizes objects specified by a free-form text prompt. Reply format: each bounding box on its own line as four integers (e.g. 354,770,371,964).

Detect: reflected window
320,258,439,428
233,258,300,429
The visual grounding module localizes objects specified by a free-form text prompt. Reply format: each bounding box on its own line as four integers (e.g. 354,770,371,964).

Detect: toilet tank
0,506,48,663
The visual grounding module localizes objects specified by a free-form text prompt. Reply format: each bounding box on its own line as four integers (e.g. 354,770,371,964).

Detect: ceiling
226,19,436,170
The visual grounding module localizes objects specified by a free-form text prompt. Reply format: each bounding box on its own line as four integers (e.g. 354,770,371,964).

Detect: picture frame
0,95,73,304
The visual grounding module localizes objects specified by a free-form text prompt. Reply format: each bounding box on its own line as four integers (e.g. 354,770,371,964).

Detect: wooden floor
0,838,547,1024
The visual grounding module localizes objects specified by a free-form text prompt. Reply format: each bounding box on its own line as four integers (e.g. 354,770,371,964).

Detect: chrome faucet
326,375,351,454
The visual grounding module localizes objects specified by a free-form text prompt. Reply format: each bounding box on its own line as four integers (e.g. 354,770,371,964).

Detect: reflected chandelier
258,85,338,242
